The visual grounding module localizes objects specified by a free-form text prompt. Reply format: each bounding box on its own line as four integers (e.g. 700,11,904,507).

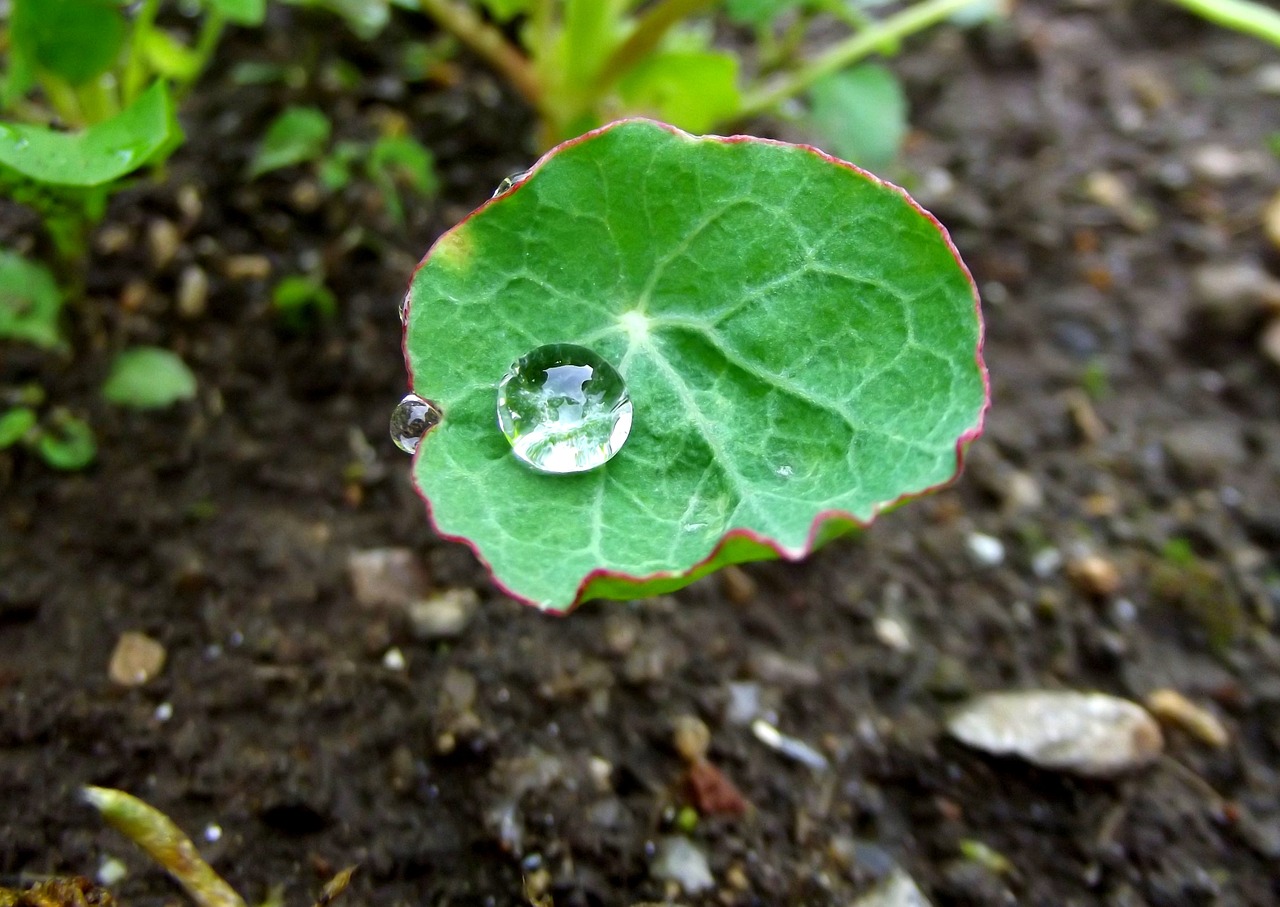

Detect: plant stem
178,9,227,100
737,0,986,119
123,0,162,105
417,0,542,106
1163,0,1280,46
595,0,718,90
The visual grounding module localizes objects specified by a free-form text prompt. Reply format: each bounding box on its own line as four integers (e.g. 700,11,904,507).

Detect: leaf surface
0,83,178,187
403,119,986,611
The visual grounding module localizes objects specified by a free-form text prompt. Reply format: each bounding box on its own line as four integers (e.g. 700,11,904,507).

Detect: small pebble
751,718,828,770
176,184,203,224
874,615,912,652
223,254,273,281
119,278,149,313
1066,554,1122,597
148,219,181,269
852,868,933,907
1145,688,1229,749
382,647,407,671
966,532,1005,567
108,631,167,687
725,682,761,725
347,548,429,609
407,587,479,639
176,265,210,319
1261,318,1280,368
1189,144,1272,183
1191,261,1280,334
948,690,1163,777
1265,189,1280,252
96,224,133,255
684,759,747,817
1001,470,1043,514
96,855,128,887
720,565,757,604
1031,547,1062,578
672,714,711,763
650,836,714,894
1065,390,1106,442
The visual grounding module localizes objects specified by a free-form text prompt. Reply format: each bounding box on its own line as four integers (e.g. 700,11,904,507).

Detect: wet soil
3,2,1280,904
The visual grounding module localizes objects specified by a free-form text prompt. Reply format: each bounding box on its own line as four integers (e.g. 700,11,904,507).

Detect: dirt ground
3,1,1280,904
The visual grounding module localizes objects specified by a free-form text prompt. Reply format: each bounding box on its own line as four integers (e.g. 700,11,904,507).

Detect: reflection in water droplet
115,149,135,166
390,393,441,453
492,169,532,198
496,343,632,474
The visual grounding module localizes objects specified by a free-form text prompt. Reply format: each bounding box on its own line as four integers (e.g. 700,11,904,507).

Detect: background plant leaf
616,50,742,134
0,83,179,187
805,63,908,171
0,249,65,348
102,347,197,409
403,119,986,612
11,0,126,87
249,106,332,178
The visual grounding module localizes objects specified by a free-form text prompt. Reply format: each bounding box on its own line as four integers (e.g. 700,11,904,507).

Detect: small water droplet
496,343,632,474
390,393,441,453
114,149,135,166
775,464,793,478
492,168,532,197
398,292,411,326
14,137,30,151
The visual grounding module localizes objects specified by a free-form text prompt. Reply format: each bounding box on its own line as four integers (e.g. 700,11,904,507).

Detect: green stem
595,0,718,90
177,9,227,99
738,0,985,119
418,0,542,106
1162,0,1280,46
123,0,161,105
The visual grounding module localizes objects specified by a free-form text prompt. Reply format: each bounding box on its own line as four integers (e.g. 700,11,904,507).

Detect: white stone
948,690,1163,777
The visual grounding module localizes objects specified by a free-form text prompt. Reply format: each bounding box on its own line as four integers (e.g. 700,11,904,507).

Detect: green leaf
36,410,95,470
142,29,204,82
272,275,337,331
0,249,65,348
11,0,126,87
202,0,267,25
0,408,38,449
616,50,741,133
102,347,198,409
0,82,180,187
249,106,332,178
367,134,438,222
805,63,908,171
403,120,987,611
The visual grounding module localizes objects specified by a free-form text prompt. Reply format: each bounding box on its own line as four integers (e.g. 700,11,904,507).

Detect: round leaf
103,347,197,409
403,119,987,612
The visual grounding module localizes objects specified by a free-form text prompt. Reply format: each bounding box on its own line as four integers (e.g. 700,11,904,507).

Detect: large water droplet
492,169,531,198
496,343,632,474
390,393,441,454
